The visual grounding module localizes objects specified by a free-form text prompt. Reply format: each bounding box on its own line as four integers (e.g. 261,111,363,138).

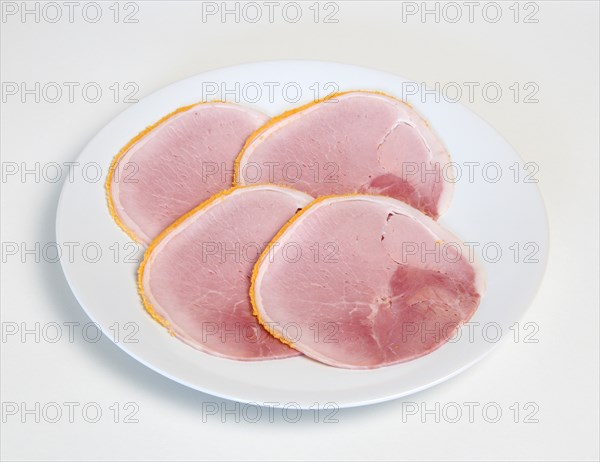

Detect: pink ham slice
139,185,313,360
252,195,485,369
236,91,453,219
108,102,268,245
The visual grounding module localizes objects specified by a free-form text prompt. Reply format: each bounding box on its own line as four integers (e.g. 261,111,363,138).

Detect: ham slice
138,185,312,360
107,102,268,245
235,91,453,219
251,195,485,369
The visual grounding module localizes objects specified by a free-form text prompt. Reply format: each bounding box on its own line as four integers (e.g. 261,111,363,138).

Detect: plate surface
56,61,548,408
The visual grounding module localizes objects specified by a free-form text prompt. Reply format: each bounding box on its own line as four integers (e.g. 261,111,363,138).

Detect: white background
1,1,598,461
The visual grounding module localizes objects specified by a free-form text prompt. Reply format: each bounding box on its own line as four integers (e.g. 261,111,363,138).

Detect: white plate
56,61,548,408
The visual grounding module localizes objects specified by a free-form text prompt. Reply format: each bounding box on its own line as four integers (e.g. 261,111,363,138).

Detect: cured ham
139,185,312,360
251,195,485,369
235,91,453,219
107,102,268,244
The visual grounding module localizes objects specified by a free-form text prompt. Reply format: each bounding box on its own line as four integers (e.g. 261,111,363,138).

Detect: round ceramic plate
56,61,548,408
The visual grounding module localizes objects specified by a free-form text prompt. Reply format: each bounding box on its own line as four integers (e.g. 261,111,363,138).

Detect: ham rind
252,195,485,369
107,102,268,245
235,91,453,219
138,185,312,360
